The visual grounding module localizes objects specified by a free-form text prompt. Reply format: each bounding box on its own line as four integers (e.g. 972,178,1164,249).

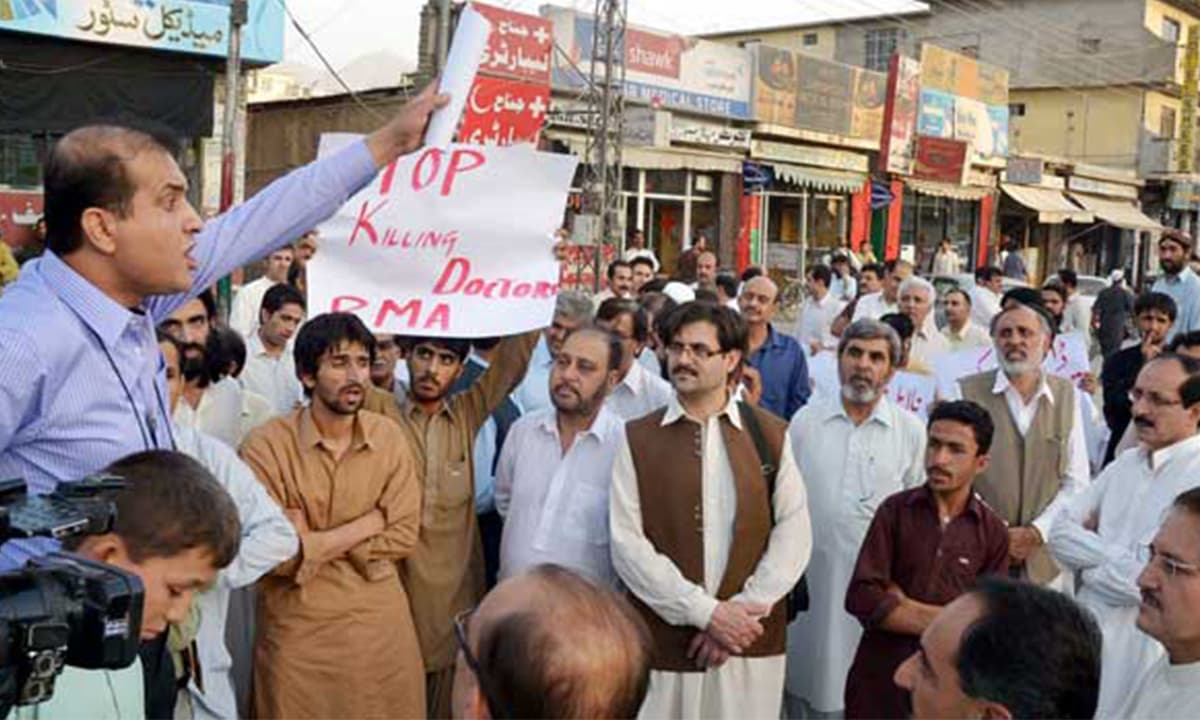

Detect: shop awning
769,164,866,193
1067,193,1164,232
1001,184,1093,224
907,179,994,201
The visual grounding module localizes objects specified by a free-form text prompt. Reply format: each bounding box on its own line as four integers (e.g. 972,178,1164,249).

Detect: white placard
885,371,937,420
309,138,579,337
934,332,1091,397
425,4,493,147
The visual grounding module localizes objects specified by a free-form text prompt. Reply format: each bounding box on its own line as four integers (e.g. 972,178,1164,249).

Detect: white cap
1110,269,1125,284
662,281,696,304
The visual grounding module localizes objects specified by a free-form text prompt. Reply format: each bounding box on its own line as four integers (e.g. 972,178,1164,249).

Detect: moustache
1141,589,1161,610
1134,416,1155,429
340,383,365,394
552,382,580,397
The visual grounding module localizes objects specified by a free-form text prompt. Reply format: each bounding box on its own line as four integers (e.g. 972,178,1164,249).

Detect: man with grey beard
951,303,1089,587
784,319,926,718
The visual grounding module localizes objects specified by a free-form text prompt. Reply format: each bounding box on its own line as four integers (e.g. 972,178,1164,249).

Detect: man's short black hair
196,289,217,321
43,123,183,256
975,266,1003,283
714,272,738,299
260,282,306,317
406,336,472,362
1057,268,1078,288
693,288,720,304
1000,286,1042,310
1041,281,1067,305
1168,329,1200,352
208,326,248,379
1145,352,1200,408
740,266,764,283
928,400,994,454
293,313,377,396
1135,291,1178,322
629,256,655,273
861,262,884,279
808,264,833,288
880,312,914,342
65,450,241,569
958,578,1102,719
607,259,632,282
596,298,649,344
571,326,623,373
945,287,972,307
638,278,669,295
659,301,748,356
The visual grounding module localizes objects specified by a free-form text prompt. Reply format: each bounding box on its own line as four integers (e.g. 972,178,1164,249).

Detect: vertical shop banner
1181,25,1199,173
850,181,871,251
752,45,799,126
885,180,905,261
738,194,763,270
458,3,553,147
850,68,888,141
879,55,921,175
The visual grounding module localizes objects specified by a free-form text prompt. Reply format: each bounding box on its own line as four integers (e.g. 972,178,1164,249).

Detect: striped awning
1001,184,1093,224
1068,193,1164,232
770,164,866,193
907,179,994,201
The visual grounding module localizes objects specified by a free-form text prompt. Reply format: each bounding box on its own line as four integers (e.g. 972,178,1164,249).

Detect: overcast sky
280,0,927,69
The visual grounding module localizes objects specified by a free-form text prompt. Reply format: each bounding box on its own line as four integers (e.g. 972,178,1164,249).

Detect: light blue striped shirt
0,139,376,567
1153,266,1200,341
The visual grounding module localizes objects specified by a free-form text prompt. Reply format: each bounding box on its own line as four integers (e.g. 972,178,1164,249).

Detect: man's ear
977,700,1014,720
79,207,120,256
75,533,129,565
974,451,992,476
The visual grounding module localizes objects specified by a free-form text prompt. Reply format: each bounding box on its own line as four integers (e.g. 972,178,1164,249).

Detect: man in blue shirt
0,86,447,567
738,275,811,419
1152,230,1200,341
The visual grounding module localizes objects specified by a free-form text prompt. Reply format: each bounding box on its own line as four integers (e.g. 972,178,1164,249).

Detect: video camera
0,476,143,716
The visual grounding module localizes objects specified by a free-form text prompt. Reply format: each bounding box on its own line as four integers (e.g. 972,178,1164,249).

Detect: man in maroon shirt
842,400,1010,719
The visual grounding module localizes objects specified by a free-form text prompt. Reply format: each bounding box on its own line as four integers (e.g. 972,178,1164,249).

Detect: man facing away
740,275,811,419
1094,269,1134,358
595,298,673,422
1153,229,1200,340
952,303,1090,586
610,301,812,719
940,288,991,352
843,400,1010,719
894,578,1102,720
229,245,292,338
1113,488,1200,719
1050,353,1200,716
785,319,926,718
239,313,425,719
496,327,623,587
241,283,306,416
450,565,653,720
797,264,846,357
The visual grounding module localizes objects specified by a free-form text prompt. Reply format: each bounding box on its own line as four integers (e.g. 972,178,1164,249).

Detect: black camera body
0,476,144,713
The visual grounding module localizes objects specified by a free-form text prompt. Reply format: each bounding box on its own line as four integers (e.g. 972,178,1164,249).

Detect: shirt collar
823,394,895,428
992,368,1054,406
904,484,985,520
37,251,142,347
538,405,620,442
661,392,743,430
1141,433,1200,470
297,407,373,451
618,357,646,393
947,320,974,340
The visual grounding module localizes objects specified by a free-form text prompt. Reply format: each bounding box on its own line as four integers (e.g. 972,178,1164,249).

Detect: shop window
0,134,41,188
803,33,819,47
806,195,846,266
1009,103,1026,117
1163,17,1182,44
1162,107,1178,140
643,170,688,196
865,27,905,72
1079,37,1101,54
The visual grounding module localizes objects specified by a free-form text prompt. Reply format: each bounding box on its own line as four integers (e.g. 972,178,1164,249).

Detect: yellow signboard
1180,25,1199,173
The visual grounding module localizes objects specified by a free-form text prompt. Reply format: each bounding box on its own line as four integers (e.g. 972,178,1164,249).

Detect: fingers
687,632,705,660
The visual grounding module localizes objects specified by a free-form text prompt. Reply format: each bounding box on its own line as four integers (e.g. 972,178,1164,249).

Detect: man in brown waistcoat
609,301,813,719
953,302,1090,586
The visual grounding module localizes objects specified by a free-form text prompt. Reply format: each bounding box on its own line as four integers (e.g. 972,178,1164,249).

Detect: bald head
738,275,780,326
455,566,652,719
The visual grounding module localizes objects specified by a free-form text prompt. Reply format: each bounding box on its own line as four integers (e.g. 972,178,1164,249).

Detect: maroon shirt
843,485,1009,719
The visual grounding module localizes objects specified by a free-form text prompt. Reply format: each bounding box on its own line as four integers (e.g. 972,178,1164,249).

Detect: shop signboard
917,89,956,138
0,0,284,63
670,120,752,149
1169,180,1200,211
1067,176,1139,200
751,45,885,143
474,3,553,84
751,139,870,172
912,136,968,185
547,6,752,119
1005,157,1044,185
917,44,1009,162
879,55,921,175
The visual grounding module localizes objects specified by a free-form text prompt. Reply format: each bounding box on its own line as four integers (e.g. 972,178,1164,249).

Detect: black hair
474,336,502,352
880,312,914,342
629,256,655,273
740,266,764,283
1135,291,1178,322
1001,286,1042,309
861,262,884,279
807,264,833,288
1057,268,1078,288
406,336,472,362
975,266,1003,283
208,326,248,380
571,326,623,373
693,288,720,304
260,282,306,317
659,301,748,356
596,298,650,344
43,122,182,256
607,259,633,282
293,313,377,396
1168,329,1200,352
928,400,995,454
1041,282,1068,307
638,278,669,295
714,272,739,300
1173,486,1200,517
945,287,972,307
958,578,1102,719
1145,352,1200,408
196,289,217,321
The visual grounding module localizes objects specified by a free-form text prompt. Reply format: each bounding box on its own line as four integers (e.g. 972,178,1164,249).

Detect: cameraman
12,450,241,719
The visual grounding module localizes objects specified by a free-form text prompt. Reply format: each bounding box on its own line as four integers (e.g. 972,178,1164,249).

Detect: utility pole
216,0,248,322
582,0,627,292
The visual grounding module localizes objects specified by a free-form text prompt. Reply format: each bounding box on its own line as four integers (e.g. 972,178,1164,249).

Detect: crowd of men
2,87,1200,720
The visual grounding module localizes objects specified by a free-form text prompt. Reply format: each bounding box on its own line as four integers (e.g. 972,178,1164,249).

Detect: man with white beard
950,304,1090,586
784,319,926,718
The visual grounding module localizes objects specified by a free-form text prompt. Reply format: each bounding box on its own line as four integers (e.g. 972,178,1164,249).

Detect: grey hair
837,319,903,367
989,302,1053,338
555,290,594,324
899,276,935,299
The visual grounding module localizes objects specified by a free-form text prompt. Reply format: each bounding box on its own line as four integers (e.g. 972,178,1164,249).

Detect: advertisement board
751,45,885,143
917,44,1010,163
879,55,921,175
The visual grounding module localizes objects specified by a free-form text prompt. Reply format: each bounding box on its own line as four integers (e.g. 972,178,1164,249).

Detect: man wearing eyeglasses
1112,487,1200,719
609,301,812,719
1049,353,1200,717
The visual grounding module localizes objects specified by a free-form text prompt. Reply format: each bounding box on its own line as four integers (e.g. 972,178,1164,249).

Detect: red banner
912,136,969,184
459,76,550,146
737,194,762,272
886,180,904,261
850,180,870,251
626,28,684,79
0,190,43,250
473,3,553,84
978,194,994,268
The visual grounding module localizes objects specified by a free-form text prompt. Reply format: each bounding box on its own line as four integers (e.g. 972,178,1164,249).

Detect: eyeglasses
1137,545,1200,578
454,607,512,719
1128,388,1184,408
665,342,725,361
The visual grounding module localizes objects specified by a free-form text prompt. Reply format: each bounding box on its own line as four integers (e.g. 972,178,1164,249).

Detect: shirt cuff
867,593,902,629
688,594,720,630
